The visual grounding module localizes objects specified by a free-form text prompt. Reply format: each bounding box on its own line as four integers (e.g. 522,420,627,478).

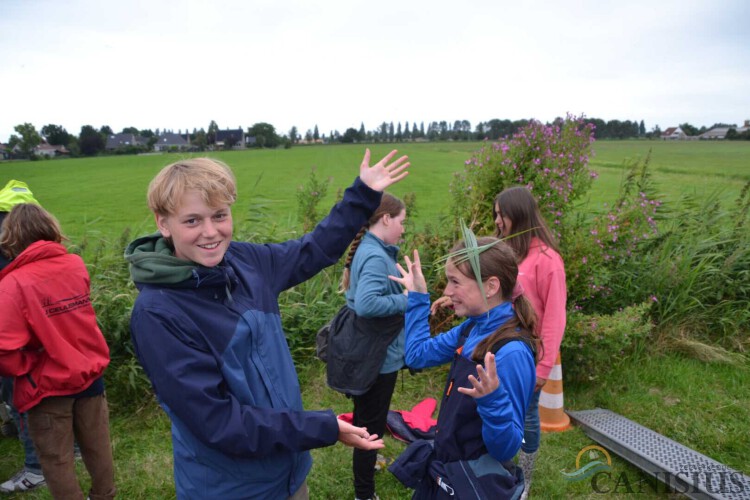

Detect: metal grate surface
568,408,750,500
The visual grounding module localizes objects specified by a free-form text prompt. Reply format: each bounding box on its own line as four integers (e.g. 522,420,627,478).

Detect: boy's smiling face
156,190,233,268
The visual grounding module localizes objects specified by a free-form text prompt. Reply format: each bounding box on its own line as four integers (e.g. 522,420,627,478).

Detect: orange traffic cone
539,353,571,432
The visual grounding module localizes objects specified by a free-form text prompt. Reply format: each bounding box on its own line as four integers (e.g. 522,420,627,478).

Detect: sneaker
0,469,46,493
374,454,392,471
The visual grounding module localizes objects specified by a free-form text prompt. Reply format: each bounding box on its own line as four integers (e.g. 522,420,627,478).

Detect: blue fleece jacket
404,293,536,461
345,231,407,373
126,177,381,499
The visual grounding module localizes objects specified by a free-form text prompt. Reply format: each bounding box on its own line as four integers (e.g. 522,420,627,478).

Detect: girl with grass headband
432,187,567,499
388,235,538,499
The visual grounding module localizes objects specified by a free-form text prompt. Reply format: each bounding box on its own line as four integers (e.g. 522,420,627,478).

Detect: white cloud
1,0,748,140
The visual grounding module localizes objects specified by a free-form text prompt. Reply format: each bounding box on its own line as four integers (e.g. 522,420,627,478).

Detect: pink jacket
518,238,567,379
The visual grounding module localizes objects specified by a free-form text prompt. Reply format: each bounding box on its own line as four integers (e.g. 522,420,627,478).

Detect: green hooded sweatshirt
124,232,198,285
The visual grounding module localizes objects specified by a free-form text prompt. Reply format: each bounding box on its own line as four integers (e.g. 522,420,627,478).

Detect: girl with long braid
339,192,408,500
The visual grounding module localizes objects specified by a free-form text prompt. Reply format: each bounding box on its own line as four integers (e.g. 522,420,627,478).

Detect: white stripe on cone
539,390,564,409
547,363,562,381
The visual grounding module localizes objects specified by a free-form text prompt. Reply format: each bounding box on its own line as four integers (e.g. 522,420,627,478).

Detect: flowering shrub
450,115,597,238
448,115,664,312
565,153,664,312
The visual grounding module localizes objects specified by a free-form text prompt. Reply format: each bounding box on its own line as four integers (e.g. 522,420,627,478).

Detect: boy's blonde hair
148,158,237,216
0,203,64,259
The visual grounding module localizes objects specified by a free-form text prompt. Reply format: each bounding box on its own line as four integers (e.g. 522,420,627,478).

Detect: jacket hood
125,232,198,285
0,240,67,280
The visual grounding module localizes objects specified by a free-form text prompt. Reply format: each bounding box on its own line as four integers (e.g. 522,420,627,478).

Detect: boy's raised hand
359,149,410,191
389,250,427,293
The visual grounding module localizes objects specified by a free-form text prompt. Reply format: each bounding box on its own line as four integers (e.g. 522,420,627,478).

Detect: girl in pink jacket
493,187,566,499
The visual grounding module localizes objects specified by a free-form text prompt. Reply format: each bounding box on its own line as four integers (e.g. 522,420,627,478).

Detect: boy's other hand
359,149,409,191
337,419,385,450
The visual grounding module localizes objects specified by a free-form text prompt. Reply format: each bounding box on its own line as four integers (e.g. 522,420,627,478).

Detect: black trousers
352,371,398,499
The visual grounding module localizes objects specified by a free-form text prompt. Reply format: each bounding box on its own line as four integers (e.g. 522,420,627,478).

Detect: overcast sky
1,0,748,141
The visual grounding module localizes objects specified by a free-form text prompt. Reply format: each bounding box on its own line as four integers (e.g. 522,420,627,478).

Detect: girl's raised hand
389,250,427,293
359,149,410,191
457,351,500,398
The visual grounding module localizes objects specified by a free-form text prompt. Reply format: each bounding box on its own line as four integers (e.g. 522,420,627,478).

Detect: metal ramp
567,408,750,500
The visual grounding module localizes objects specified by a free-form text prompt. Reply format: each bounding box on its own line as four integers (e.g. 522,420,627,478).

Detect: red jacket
0,240,110,412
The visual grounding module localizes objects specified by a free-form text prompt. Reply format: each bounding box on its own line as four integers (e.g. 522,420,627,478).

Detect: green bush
296,167,331,233
72,229,151,408
638,184,750,347
562,303,653,383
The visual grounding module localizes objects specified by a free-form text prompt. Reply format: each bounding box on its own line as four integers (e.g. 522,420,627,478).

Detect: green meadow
589,140,750,207
2,140,749,245
0,140,748,499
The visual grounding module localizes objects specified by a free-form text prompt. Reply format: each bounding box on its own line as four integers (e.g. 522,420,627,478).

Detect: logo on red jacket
42,293,91,317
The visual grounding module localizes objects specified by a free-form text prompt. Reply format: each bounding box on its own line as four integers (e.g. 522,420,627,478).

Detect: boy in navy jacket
126,151,408,499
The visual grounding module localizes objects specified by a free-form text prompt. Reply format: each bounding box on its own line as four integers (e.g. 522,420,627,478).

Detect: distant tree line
4,116,748,159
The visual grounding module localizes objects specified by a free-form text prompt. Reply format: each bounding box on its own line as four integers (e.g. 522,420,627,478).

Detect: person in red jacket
0,203,116,500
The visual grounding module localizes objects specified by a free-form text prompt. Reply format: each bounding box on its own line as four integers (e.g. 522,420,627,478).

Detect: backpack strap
489,333,537,360
454,321,475,356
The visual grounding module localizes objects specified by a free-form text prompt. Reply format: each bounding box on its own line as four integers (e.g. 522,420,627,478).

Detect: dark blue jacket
126,177,381,499
404,293,536,461
391,328,530,499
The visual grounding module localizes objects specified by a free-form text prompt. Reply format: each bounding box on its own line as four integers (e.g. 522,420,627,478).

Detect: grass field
1,140,749,245
0,140,748,498
589,140,750,207
1,351,746,499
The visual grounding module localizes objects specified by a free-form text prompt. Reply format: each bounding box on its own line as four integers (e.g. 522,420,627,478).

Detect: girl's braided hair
340,192,405,292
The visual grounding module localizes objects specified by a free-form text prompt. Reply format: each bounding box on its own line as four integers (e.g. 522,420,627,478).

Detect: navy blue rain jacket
126,177,381,499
